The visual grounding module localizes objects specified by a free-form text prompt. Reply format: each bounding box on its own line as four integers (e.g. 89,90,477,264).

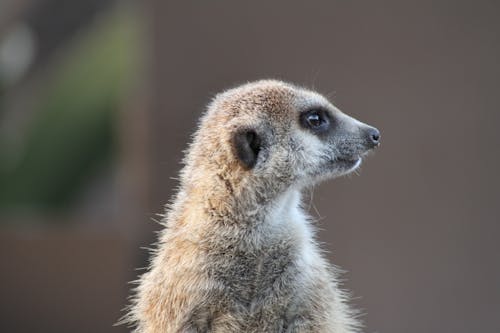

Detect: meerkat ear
232,128,262,169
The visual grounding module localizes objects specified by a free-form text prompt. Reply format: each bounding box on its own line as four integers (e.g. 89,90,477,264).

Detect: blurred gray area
1,0,499,332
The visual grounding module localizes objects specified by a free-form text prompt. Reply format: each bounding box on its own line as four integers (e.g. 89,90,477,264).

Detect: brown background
1,0,499,332
146,1,500,332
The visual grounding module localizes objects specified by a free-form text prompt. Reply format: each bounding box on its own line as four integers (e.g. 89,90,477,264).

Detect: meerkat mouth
334,157,362,171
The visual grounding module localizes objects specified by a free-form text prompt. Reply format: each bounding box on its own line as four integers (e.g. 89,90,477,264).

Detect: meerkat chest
208,201,317,305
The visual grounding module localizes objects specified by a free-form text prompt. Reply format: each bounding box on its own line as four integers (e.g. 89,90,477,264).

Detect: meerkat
123,80,380,333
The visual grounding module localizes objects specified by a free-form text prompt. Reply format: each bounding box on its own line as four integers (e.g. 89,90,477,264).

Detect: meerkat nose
366,127,381,148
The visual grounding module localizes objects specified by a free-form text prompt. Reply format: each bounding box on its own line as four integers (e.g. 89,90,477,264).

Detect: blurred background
0,0,499,332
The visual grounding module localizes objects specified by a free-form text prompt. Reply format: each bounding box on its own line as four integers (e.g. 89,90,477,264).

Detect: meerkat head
186,80,380,198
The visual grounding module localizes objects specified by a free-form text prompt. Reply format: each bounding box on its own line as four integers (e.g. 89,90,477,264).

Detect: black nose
366,127,380,147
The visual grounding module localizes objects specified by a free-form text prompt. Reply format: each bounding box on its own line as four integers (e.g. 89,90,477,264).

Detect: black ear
232,129,261,169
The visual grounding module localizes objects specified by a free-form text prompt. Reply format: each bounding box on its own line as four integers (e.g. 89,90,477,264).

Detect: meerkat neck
179,171,303,228
263,188,303,226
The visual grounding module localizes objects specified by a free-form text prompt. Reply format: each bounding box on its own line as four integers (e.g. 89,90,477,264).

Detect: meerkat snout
124,80,379,333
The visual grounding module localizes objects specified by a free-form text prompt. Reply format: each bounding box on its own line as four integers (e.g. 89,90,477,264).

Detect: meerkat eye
300,109,330,132
307,113,323,127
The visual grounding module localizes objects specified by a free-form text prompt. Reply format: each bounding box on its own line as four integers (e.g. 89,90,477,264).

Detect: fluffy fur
122,80,379,332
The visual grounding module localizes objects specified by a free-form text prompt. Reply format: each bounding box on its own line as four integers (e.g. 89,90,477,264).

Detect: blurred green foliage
0,6,140,215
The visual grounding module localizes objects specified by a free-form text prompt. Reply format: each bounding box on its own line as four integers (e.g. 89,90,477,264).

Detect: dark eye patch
299,108,332,134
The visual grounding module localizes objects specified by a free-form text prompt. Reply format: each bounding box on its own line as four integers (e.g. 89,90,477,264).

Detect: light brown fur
122,80,379,332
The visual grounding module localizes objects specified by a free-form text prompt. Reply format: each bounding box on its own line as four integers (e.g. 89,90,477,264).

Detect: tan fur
122,80,379,332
